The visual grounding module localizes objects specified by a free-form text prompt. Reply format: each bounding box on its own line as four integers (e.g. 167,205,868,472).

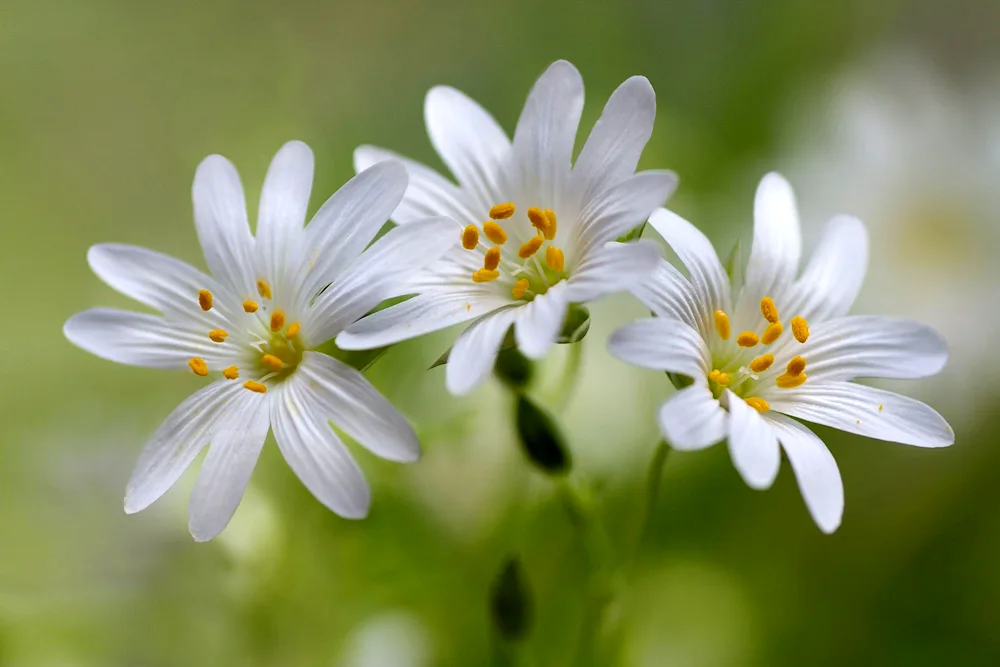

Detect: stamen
545,246,565,272
760,297,779,324
749,354,774,372
472,269,500,283
708,369,730,386
257,280,272,299
489,202,516,220
483,221,508,245
243,300,259,313
878,404,883,412
527,207,552,236
484,247,501,271
188,357,208,377
543,209,558,240
270,310,285,332
744,397,770,413
223,366,239,380
736,331,759,347
791,316,810,343
714,310,731,340
261,354,284,372
462,224,480,250
286,322,300,338
518,236,544,258
762,321,784,345
512,279,529,299
198,289,213,311
243,380,267,394
785,355,807,376
208,329,228,343
776,372,808,389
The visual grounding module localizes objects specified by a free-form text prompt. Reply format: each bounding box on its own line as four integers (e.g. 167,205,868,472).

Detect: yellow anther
262,354,284,372
243,300,259,313
484,246,501,271
483,221,508,245
749,354,774,373
243,380,267,394
208,329,228,343
878,404,883,412
737,331,759,348
461,224,480,250
545,245,565,272
489,202,516,220
744,397,771,413
512,279,529,299
543,209,558,240
527,207,551,235
286,322,300,338
762,321,784,345
223,366,239,380
791,316,810,343
198,289,213,311
760,296,779,324
257,280,272,299
188,357,208,377
518,235,544,258
785,355,807,376
472,269,500,283
270,310,285,332
776,372,808,389
714,310,731,340
708,369,730,386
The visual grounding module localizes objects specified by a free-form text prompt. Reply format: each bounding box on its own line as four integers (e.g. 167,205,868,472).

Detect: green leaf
489,555,533,642
557,304,590,344
515,394,571,475
616,220,647,243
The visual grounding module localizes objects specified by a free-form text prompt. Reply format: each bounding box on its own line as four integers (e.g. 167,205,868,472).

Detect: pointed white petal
192,154,256,296
124,380,241,514
607,317,709,378
768,382,954,447
270,379,371,518
572,75,656,202
299,352,420,462
446,307,519,396
657,384,728,451
575,171,677,249
766,413,844,534
188,389,271,541
785,215,868,322
565,241,659,303
630,259,703,331
726,390,781,490
514,282,568,360
257,141,314,289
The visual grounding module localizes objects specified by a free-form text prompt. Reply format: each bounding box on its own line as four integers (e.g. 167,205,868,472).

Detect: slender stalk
628,440,670,569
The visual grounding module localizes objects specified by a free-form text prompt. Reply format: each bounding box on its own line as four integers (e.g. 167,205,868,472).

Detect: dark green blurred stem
551,341,583,413
628,440,670,569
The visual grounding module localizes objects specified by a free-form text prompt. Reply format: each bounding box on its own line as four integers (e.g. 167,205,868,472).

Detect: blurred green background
3,0,1000,664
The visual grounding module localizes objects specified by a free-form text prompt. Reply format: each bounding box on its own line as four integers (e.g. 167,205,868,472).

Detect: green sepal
616,220,647,244
515,394,571,475
667,372,694,390
489,555,533,642
557,304,590,344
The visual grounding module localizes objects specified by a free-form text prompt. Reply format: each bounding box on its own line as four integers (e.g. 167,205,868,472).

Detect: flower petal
657,384,728,450
514,282,568,360
575,171,678,250
768,381,954,447
257,140,314,291
565,241,659,303
446,307,519,396
187,388,271,542
629,259,702,331
297,352,421,462
572,75,656,203
725,390,781,490
607,317,709,378
784,215,868,322
765,413,844,534
270,379,371,518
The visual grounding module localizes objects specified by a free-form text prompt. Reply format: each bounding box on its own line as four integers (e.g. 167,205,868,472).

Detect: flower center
706,296,812,412
461,202,567,301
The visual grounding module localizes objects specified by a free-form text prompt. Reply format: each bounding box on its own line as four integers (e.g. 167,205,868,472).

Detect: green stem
628,440,670,569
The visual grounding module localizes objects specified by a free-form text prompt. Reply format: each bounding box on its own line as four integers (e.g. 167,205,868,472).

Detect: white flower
63,141,454,541
608,173,954,533
337,60,677,395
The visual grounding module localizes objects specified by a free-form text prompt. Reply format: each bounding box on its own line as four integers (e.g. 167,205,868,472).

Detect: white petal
607,317,709,378
514,282,568,360
305,216,456,344
124,380,241,514
354,146,478,225
298,352,420,462
784,215,868,322
766,413,844,534
630,259,703,331
425,85,509,211
270,379,371,518
511,60,584,204
191,154,256,296
337,291,509,350
647,207,729,335
446,307,519,396
572,75,656,202
565,241,659,303
575,171,678,249
657,384,728,451
768,382,954,448
187,389,271,542
257,141,314,290
64,308,234,369
725,390,780,490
